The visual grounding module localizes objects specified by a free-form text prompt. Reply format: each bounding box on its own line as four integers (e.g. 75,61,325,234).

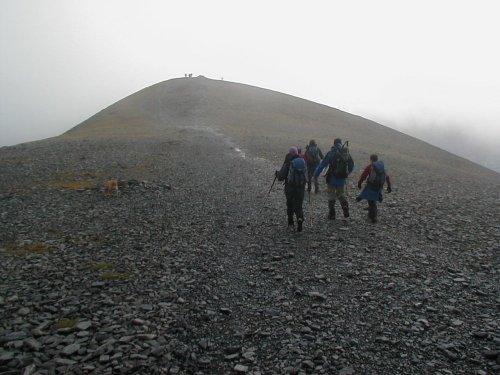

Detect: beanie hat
288,146,298,155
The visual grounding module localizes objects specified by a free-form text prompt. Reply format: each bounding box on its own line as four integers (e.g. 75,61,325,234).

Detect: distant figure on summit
276,146,307,232
312,138,354,220
356,154,392,223
304,139,324,193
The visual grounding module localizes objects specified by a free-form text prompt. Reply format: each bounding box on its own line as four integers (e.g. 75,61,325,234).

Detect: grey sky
1,0,499,169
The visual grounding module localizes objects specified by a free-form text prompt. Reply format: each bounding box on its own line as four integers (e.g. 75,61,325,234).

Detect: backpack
367,161,386,190
287,157,307,186
329,146,350,178
305,145,321,165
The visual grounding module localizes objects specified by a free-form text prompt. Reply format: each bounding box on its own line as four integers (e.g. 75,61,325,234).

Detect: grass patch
86,261,130,282
38,169,105,190
100,271,129,281
6,243,50,256
53,319,78,330
46,180,95,190
86,262,113,271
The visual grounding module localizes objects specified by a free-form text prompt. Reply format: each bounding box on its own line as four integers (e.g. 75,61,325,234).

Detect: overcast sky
1,0,499,169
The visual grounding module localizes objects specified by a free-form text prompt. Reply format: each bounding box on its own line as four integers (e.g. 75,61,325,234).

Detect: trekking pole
268,174,277,195
308,189,313,227
257,174,277,216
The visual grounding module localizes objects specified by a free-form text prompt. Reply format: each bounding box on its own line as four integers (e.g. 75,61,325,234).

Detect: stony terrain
1,77,499,374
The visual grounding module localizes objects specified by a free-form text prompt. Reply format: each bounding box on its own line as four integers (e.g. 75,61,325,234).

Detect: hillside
65,76,498,183
0,77,499,374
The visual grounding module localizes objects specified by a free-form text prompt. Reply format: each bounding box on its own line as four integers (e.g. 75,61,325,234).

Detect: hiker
275,146,307,232
356,154,392,223
312,138,354,219
304,139,324,193
297,147,305,159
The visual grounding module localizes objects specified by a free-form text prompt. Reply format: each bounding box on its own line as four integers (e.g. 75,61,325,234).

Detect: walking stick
257,174,278,216
308,189,313,227
268,174,277,195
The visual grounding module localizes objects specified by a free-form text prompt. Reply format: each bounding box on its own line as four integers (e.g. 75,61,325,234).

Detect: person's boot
328,200,336,220
297,217,303,232
341,200,350,218
314,184,319,194
368,201,377,223
288,215,294,230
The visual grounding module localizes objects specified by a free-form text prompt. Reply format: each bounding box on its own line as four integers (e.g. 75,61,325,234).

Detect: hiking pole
257,174,277,216
308,189,313,227
268,174,277,195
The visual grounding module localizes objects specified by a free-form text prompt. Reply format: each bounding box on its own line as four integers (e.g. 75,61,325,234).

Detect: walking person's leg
285,187,294,227
294,186,305,232
307,169,313,192
368,200,377,222
337,185,350,218
314,169,320,194
327,184,336,220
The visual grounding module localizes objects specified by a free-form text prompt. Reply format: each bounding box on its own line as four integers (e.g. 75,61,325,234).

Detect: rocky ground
0,128,499,375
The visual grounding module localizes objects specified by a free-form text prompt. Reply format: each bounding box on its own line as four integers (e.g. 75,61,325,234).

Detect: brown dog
104,179,118,195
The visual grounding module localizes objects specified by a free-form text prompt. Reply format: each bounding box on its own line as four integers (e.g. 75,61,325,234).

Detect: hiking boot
297,218,303,232
371,217,378,223
314,185,319,194
341,201,349,218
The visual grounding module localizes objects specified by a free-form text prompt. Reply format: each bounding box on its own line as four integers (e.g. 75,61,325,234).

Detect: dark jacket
313,144,354,186
304,144,324,167
277,153,299,184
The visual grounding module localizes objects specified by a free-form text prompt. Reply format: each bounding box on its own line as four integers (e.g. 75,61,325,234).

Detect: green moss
6,243,49,256
100,271,129,281
53,319,78,329
86,262,113,271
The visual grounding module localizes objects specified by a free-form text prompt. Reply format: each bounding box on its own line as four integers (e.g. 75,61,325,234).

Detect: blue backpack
367,161,386,190
287,157,307,186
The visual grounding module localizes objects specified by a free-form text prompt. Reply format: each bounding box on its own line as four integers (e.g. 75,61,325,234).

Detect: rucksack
305,145,321,165
329,146,350,178
287,157,307,186
367,161,386,190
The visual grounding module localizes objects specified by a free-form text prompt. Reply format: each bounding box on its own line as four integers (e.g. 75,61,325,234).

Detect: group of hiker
275,138,392,232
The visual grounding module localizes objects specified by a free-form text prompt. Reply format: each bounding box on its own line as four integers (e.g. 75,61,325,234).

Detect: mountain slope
1,77,499,374
64,76,498,182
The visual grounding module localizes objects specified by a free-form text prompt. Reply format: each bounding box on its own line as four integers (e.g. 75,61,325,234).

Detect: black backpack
305,145,321,165
287,157,307,186
329,146,350,178
367,161,386,190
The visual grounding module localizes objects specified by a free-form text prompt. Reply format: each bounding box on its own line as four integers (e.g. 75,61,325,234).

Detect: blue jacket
313,144,354,186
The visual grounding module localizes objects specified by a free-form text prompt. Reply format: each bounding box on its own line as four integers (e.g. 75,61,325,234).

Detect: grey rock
61,343,80,356
234,364,249,372
23,338,42,351
75,321,92,330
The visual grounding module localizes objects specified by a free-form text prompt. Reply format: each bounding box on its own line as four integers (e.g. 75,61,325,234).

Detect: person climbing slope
356,154,392,223
276,146,307,232
312,138,354,220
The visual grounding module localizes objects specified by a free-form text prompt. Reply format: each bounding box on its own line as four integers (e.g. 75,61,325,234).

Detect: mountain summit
65,76,498,181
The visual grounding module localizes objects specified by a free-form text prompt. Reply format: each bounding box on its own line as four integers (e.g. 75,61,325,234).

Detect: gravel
0,127,499,375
